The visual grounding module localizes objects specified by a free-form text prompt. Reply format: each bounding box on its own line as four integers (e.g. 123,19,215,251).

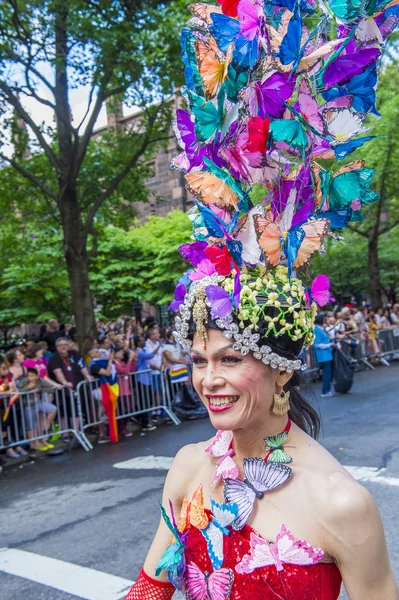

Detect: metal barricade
377,328,399,363
302,345,320,380
0,385,91,453
75,369,180,450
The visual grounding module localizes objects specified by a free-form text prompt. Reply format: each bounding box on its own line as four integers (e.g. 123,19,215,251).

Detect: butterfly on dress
224,458,292,530
156,502,188,589
177,484,210,533
264,431,293,464
202,497,239,570
185,561,234,600
205,429,239,485
235,523,324,574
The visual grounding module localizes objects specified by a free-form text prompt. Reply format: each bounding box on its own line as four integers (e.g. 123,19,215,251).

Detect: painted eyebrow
191,344,235,358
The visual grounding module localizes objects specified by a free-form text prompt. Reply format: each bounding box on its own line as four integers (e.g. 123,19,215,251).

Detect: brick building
95,97,191,217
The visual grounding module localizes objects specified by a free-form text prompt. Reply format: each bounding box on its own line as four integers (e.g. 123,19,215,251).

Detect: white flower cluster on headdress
173,267,315,372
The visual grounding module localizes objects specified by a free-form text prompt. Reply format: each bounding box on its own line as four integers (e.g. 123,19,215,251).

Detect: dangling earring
273,389,290,415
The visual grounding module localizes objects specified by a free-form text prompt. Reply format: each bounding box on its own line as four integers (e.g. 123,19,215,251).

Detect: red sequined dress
184,519,342,600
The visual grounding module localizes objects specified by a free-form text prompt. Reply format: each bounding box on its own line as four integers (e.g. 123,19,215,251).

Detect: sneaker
6,448,20,459
142,423,157,432
98,436,110,444
321,391,336,397
121,429,133,437
16,447,28,456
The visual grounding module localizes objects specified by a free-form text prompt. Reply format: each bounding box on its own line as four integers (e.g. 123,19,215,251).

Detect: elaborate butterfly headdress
170,0,398,372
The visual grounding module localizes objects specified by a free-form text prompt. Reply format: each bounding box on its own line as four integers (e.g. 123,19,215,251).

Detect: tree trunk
368,236,382,310
61,186,97,349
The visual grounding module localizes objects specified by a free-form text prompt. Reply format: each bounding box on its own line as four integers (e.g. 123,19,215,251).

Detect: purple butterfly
168,283,187,311
178,241,208,266
323,47,381,90
206,285,233,319
244,72,296,119
224,458,292,530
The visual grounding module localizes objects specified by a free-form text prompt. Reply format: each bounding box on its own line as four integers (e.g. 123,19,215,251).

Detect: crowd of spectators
1,304,398,463
0,315,190,460
312,302,399,398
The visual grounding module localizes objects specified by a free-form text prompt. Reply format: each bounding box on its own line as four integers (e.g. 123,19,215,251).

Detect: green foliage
91,210,192,317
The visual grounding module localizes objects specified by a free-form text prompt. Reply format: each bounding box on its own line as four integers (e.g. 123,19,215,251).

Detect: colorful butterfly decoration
235,523,324,574
224,458,292,530
177,484,210,533
168,0,395,327
205,429,239,484
202,497,239,569
156,502,188,589
185,561,234,600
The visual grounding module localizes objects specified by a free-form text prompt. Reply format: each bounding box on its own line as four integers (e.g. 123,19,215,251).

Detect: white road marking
113,456,399,487
344,465,399,487
0,548,133,600
113,455,173,470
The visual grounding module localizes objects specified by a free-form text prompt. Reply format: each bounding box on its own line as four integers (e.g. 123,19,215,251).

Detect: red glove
125,569,175,600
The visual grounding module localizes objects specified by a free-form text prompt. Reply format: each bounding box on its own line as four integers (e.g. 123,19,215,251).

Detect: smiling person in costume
125,0,399,598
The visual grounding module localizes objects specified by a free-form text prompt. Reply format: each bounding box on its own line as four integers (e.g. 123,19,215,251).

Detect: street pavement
0,363,398,599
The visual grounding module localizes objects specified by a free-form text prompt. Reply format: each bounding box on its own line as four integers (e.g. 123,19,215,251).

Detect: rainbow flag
170,367,188,384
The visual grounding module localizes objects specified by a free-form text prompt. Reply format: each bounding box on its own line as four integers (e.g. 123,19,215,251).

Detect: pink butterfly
305,274,335,308
185,562,234,600
235,524,324,574
205,430,239,485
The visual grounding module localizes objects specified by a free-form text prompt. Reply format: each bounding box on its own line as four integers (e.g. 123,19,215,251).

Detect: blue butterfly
333,136,377,160
202,498,238,570
155,503,187,590
322,65,380,118
210,13,260,69
195,203,239,239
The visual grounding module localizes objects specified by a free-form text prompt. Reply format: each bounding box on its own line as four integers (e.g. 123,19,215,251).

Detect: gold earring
272,389,291,415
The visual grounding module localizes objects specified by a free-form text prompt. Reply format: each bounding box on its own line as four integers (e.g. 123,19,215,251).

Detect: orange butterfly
185,170,240,210
177,484,209,534
254,214,330,271
189,3,223,23
195,37,234,100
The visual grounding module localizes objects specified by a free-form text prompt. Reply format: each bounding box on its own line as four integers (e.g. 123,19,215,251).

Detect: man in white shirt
144,327,163,412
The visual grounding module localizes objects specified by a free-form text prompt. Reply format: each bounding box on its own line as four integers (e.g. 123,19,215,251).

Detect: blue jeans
320,360,333,394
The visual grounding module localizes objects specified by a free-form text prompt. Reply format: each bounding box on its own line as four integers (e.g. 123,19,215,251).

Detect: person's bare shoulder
163,437,214,502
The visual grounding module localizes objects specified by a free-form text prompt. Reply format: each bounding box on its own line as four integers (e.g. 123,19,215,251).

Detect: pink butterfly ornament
235,523,324,574
205,430,239,485
185,562,234,600
190,259,217,281
309,274,335,307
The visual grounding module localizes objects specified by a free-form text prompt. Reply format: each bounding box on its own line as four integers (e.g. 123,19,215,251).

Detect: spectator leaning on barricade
23,343,62,390
19,367,57,452
42,319,63,353
313,313,335,398
366,311,381,359
6,348,27,385
0,357,27,458
162,330,191,386
47,337,91,442
144,327,164,421
114,345,137,438
135,335,160,432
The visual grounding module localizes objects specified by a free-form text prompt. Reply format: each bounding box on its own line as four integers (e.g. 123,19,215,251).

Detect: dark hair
6,349,23,365
25,343,43,358
286,372,320,439
314,313,325,326
27,367,39,376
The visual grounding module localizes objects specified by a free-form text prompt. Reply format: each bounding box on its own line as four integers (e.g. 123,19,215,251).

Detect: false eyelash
222,356,243,363
191,356,206,364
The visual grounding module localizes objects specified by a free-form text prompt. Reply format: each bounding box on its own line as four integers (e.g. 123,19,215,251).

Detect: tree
91,210,192,317
346,62,399,308
0,209,191,325
0,0,189,346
